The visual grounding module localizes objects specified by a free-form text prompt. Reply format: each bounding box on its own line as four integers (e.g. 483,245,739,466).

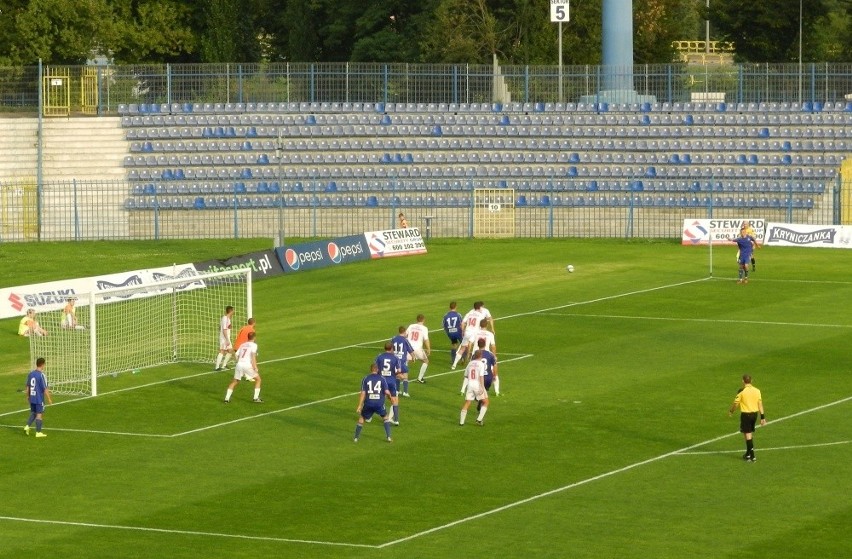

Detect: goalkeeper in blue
354,363,393,443
730,228,759,284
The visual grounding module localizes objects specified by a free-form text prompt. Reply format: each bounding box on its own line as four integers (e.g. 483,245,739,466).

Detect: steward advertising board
274,234,370,273
364,227,427,258
195,249,283,279
681,218,766,245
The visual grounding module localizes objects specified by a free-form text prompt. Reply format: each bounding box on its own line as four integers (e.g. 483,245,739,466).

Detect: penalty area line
376,393,852,549
0,516,378,549
676,439,851,455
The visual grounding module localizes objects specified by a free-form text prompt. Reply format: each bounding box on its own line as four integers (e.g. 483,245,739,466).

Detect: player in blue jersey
730,227,759,284
375,342,402,425
24,357,53,438
391,326,414,397
354,363,393,443
442,301,463,367
473,338,499,413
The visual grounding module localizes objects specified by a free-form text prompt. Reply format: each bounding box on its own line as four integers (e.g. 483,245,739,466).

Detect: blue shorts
361,404,387,421
483,374,493,391
381,375,398,396
446,332,462,344
29,402,45,414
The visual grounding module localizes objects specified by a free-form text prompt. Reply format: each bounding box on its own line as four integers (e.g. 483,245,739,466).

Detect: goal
29,268,252,396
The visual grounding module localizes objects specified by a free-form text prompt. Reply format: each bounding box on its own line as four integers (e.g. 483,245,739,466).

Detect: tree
709,0,840,63
111,0,197,63
12,0,119,64
198,0,262,62
634,0,700,64
419,0,501,64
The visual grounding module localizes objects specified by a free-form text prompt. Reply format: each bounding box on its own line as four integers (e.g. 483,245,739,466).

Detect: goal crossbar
30,267,252,396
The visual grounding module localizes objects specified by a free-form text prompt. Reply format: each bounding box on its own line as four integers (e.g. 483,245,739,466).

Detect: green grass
1,238,850,559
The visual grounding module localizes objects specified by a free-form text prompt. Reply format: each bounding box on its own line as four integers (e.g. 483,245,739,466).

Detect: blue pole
602,0,634,92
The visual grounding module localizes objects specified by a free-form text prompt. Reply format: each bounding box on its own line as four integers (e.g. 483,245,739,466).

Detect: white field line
4,397,847,550
538,312,852,329
377,394,852,548
0,516,377,549
0,354,533,439
677,440,851,455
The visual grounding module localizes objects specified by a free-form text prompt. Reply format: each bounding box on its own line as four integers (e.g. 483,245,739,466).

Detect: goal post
29,268,252,396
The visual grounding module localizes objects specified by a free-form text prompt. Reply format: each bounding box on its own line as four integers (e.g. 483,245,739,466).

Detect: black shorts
740,412,758,434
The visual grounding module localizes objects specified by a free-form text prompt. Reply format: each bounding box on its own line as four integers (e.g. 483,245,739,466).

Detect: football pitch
1,238,850,559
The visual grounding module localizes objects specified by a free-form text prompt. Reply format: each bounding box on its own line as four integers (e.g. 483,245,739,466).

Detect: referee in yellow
728,374,766,462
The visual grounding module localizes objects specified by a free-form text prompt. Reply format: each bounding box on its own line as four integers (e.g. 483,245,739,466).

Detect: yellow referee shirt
733,384,762,413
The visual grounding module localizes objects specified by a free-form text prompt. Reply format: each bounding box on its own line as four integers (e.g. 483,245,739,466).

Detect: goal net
29,268,252,396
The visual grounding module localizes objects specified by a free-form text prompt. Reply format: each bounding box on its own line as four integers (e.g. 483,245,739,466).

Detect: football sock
35,418,43,432
746,439,754,456
493,377,501,395
215,354,223,368
452,352,461,368
27,412,35,426
354,424,363,439
476,400,482,412
403,380,409,393
383,421,392,438
225,388,234,401
459,409,467,425
222,354,232,367
418,363,427,380
393,404,399,421
450,348,456,365
253,388,261,400
477,406,488,422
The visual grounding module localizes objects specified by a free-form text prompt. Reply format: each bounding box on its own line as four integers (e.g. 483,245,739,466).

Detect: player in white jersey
406,314,431,383
215,305,235,371
475,318,496,354
477,300,495,333
452,302,483,370
460,351,489,426
224,331,263,403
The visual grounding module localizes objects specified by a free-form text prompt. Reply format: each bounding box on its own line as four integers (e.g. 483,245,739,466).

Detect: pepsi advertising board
275,235,370,273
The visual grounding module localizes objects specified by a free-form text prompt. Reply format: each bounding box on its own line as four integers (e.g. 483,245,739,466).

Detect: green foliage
12,0,118,64
0,0,845,65
0,239,850,558
199,0,261,62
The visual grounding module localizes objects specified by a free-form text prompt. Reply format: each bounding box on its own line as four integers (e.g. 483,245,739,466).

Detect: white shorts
234,363,257,381
219,335,232,351
411,348,428,362
461,330,478,347
464,382,487,402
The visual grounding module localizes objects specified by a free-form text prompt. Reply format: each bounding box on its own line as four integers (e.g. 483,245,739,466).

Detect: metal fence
2,62,851,115
0,176,843,242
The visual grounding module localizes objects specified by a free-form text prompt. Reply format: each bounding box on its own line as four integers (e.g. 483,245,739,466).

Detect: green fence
1,62,851,115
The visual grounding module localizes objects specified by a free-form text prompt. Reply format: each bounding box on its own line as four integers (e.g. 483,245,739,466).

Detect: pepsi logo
327,242,341,264
285,248,300,270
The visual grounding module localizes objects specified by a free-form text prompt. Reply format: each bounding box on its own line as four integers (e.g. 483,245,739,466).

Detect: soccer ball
567,265,574,273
